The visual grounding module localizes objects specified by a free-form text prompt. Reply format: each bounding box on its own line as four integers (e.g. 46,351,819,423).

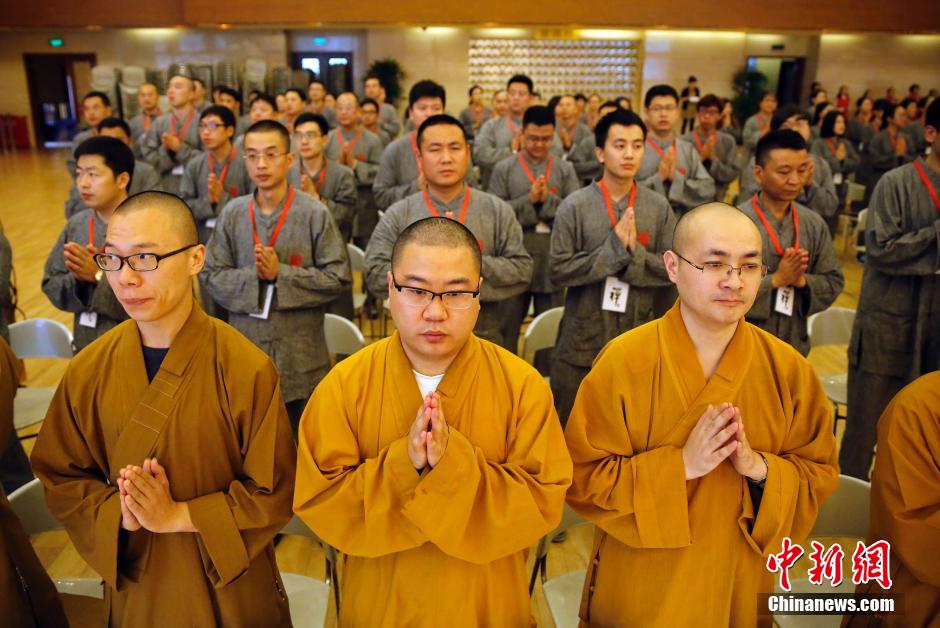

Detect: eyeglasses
675,253,767,279
293,131,322,141
524,135,554,144
199,121,225,131
391,277,481,310
94,244,198,272
648,105,678,113
244,151,288,164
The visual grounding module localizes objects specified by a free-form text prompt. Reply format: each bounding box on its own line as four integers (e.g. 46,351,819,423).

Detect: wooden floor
3,148,861,627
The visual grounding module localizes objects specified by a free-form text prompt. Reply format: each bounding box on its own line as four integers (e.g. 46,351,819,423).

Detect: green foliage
366,58,406,105
731,68,769,124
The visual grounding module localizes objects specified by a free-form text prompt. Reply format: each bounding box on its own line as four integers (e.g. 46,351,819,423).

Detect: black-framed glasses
94,244,198,272
244,151,289,164
674,253,767,279
391,277,481,310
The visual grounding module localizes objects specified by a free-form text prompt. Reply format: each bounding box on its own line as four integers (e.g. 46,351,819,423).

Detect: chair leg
330,559,341,613
528,555,544,595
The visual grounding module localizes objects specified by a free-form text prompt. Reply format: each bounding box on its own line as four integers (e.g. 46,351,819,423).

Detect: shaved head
673,202,761,255
114,191,198,246
391,217,482,275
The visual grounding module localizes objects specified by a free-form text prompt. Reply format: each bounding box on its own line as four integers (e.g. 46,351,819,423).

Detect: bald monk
565,202,839,626
294,217,572,627
31,192,296,626
844,371,940,627
0,337,69,628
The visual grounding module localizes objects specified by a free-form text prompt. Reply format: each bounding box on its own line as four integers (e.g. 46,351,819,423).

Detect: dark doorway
290,52,353,95
747,56,805,107
24,53,97,148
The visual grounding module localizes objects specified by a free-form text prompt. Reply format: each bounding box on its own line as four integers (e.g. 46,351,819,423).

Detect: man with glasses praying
488,104,579,357
738,130,844,356
565,201,838,627
203,120,351,434
43,136,134,352
141,64,203,194
359,97,392,147
366,114,532,348
295,216,571,627
32,190,296,627
638,84,715,215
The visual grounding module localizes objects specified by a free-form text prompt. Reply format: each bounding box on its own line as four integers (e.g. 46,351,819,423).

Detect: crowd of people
1,60,937,626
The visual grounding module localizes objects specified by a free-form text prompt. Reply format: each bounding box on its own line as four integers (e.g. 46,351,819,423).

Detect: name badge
171,165,184,176
205,218,217,229
833,172,844,185
79,311,98,328
535,221,551,234
602,276,630,313
775,286,795,317
249,283,274,320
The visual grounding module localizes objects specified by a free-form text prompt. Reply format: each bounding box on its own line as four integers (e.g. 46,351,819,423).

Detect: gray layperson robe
287,158,358,240
202,189,352,403
140,110,203,194
739,153,840,221
680,129,741,203
373,132,476,211
637,135,716,214
180,148,253,244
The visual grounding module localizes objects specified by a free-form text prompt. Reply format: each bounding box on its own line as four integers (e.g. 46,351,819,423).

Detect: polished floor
3,147,861,627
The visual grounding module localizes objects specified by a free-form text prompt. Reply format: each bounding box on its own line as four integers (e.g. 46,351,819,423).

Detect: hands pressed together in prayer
255,244,280,280
682,403,767,482
299,174,320,200
407,392,450,472
161,133,182,153
207,172,224,205
772,247,809,288
658,152,677,182
117,458,196,533
613,207,639,252
64,242,100,283
529,174,550,204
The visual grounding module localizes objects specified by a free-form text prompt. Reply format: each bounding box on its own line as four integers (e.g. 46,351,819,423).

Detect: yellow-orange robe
845,371,940,627
31,305,297,627
565,301,839,627
294,333,572,627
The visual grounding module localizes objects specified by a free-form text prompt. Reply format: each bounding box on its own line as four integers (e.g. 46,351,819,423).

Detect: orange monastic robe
845,371,940,627
565,302,839,627
31,305,296,627
294,333,572,627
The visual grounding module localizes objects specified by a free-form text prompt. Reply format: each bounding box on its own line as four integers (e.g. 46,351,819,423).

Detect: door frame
23,52,97,148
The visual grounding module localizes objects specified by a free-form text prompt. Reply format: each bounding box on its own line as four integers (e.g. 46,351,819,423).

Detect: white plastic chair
9,318,73,430
807,307,856,431
280,514,340,626
345,243,369,317
773,475,871,628
324,313,365,357
528,504,591,628
8,478,105,599
520,307,564,381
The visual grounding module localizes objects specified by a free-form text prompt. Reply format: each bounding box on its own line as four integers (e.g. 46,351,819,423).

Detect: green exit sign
48,37,64,48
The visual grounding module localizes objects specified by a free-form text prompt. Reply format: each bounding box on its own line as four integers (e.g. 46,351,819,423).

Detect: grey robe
180,148,253,243
202,189,351,402
129,111,162,159
742,113,771,161
140,109,203,194
324,127,383,243
41,209,129,352
810,137,861,180
738,197,845,356
487,152,580,293
459,106,492,140
378,103,400,139
373,132,475,210
680,129,740,202
637,135,716,214
287,158,358,239
568,133,603,183
739,153,840,220
868,128,918,180
364,187,533,346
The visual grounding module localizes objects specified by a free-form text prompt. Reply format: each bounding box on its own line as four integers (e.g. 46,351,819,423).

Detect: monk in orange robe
844,370,940,627
565,202,839,626
31,192,296,627
294,216,572,627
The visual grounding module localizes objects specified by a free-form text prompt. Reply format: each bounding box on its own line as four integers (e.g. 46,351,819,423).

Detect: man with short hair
681,94,740,202
488,105,579,355
33,191,296,627
43,136,134,351
738,130,844,356
840,99,940,480
141,65,203,194
568,100,621,183
364,75,401,139
306,79,337,128
743,92,778,163
66,91,113,176
491,89,509,118
326,92,385,248
565,202,838,626
129,83,163,158
65,118,162,218
638,84,715,214
360,97,392,147
554,94,592,162
366,115,532,347
234,93,280,152
550,109,677,423
280,88,307,133
295,216,571,627
191,77,209,112
215,86,248,135
204,120,351,433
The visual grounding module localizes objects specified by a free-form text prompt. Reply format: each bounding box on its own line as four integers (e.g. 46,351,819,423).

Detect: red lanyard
517,153,552,185
422,186,471,224
825,138,842,157
337,129,363,153
599,180,636,228
88,213,95,247
207,148,235,186
302,160,328,192
507,115,520,135
913,160,940,214
646,136,676,161
249,186,296,247
408,132,423,174
143,112,154,133
751,195,799,256
692,130,716,154
169,109,195,140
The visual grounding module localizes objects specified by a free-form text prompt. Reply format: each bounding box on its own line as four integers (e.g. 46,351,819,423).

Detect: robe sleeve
868,134,904,172
327,167,358,226
273,211,351,310
202,202,264,313
373,143,419,210
843,141,861,173
799,157,839,219
565,347,693,549
709,138,741,186
351,142,381,186
738,358,839,553
743,116,762,152
400,372,572,564
798,221,845,317
479,205,533,301
180,157,215,222
670,146,716,209
140,122,175,175
569,135,601,181
472,118,507,170
866,175,940,275
293,370,430,557
138,161,163,192
487,160,538,228
363,207,404,299
187,359,297,587
41,226,91,314
550,201,633,287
